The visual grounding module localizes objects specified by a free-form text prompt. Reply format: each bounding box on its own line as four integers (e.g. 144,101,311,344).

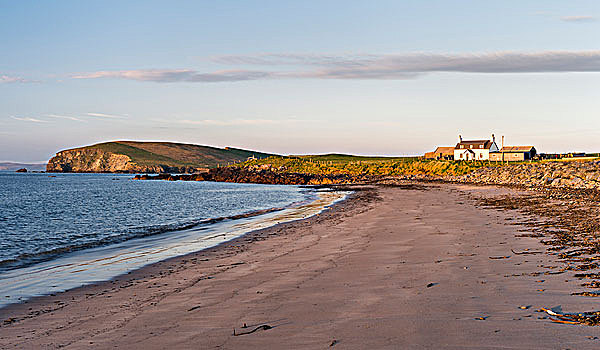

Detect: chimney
492,134,495,143
459,135,463,142
501,135,504,149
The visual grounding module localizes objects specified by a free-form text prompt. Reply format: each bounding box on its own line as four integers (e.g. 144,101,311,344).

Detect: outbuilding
424,146,455,160
489,146,537,161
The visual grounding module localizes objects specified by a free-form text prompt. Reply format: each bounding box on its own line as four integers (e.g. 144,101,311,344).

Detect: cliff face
46,149,189,173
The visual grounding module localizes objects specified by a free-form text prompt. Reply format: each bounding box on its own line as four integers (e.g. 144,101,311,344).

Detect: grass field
237,154,499,176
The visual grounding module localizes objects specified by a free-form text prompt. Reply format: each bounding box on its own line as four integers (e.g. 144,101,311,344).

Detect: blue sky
1,1,599,162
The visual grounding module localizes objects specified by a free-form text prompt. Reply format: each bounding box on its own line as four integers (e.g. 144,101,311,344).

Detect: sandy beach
2,183,600,349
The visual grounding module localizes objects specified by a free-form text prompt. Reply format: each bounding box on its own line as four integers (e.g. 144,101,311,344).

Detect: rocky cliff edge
46,148,194,173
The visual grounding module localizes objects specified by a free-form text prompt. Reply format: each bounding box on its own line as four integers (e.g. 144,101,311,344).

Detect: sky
1,1,599,162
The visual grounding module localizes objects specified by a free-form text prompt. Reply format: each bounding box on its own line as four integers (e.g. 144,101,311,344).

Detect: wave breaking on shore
0,189,349,309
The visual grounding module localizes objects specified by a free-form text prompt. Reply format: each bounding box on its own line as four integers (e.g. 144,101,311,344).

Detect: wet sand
2,183,600,349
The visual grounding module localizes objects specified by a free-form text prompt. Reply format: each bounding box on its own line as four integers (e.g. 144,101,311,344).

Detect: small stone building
424,146,455,160
489,146,537,161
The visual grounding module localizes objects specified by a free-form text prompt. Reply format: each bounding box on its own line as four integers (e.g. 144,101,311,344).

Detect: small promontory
46,141,274,173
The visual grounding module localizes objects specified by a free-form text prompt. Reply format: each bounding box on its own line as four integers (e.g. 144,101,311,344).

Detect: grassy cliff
86,141,273,168
47,141,275,173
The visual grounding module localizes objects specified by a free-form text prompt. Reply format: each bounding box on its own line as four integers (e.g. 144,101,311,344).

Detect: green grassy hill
69,141,275,168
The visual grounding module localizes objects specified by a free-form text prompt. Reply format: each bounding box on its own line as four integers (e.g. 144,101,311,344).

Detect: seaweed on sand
475,186,600,301
541,308,600,326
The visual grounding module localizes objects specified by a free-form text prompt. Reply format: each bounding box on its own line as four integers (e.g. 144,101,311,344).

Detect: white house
454,135,499,161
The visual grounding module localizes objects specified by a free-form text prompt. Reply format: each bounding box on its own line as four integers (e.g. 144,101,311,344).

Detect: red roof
455,140,492,149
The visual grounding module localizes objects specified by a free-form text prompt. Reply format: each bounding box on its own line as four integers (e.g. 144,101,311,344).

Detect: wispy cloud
9,113,126,123
1,74,32,83
561,16,596,23
10,116,49,123
151,117,305,127
71,50,600,83
86,112,127,119
212,53,379,67
72,69,270,83
180,118,282,126
218,51,600,74
46,114,84,122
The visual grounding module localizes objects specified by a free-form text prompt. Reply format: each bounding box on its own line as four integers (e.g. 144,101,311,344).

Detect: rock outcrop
135,160,600,190
46,148,195,173
134,167,377,185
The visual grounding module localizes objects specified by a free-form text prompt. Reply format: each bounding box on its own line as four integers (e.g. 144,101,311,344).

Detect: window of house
470,145,473,149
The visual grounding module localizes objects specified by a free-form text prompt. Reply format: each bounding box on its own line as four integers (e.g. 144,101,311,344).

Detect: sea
0,172,347,308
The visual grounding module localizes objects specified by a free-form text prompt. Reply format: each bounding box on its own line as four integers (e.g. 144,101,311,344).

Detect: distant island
46,141,275,173
0,162,46,172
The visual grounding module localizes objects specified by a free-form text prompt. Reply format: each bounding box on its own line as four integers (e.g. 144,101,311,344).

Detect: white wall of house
454,142,499,161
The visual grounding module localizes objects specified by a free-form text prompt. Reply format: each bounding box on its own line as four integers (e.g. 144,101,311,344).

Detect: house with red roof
454,135,499,161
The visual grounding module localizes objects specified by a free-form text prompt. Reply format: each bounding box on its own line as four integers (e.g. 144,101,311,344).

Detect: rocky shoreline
133,167,380,185
134,160,600,192
451,160,600,189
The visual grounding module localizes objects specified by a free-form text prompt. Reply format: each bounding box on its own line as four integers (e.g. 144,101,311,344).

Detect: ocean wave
0,206,287,273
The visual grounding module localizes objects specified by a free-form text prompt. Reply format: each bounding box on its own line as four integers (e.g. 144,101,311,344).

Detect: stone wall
449,161,600,189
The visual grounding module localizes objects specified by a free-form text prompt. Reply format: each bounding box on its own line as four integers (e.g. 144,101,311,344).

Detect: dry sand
2,183,600,349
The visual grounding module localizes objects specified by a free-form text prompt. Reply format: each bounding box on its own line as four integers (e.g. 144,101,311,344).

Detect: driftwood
511,249,543,255
233,324,273,336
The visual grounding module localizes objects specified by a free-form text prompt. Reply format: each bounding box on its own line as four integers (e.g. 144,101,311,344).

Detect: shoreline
3,182,600,348
0,186,371,326
0,185,351,310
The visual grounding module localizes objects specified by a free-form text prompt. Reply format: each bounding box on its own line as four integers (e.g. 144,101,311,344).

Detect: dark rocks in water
15,168,27,173
133,167,375,185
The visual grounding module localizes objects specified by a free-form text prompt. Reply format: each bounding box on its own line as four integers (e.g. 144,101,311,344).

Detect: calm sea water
0,172,353,308
0,172,310,273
